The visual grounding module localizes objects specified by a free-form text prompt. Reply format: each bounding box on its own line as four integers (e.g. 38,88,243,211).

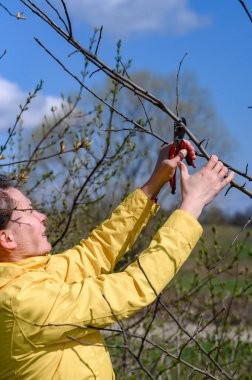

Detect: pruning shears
169,117,196,194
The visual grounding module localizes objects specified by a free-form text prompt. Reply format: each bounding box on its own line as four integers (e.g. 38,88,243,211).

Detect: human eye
27,204,34,214
23,208,32,215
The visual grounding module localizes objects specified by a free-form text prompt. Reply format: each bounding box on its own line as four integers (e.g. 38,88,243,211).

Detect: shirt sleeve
12,210,203,347
48,188,159,279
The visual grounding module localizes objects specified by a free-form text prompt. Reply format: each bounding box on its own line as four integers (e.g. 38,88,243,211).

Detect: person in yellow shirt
0,143,233,379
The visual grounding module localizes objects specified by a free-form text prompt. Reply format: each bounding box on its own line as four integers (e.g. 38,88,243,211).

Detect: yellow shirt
0,189,202,379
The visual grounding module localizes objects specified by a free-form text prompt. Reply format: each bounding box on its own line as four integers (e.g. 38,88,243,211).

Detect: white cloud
0,76,63,130
68,0,210,37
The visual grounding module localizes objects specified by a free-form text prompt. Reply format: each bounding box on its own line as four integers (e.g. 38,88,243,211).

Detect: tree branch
238,0,252,22
33,37,252,199
0,48,7,59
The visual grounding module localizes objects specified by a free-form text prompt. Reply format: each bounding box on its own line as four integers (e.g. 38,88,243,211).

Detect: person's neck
0,251,48,263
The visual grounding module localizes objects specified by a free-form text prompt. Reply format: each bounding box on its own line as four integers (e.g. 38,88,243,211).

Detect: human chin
43,239,52,253
39,236,51,255
42,231,51,243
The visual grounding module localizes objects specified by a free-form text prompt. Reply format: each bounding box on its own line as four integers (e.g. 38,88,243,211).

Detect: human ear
0,230,17,250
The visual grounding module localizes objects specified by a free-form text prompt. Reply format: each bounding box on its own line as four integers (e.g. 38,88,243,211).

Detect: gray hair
0,175,14,229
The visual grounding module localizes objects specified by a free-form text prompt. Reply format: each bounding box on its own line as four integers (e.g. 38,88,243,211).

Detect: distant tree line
200,205,252,226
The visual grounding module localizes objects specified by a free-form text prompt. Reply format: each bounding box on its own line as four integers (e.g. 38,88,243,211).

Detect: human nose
34,210,47,222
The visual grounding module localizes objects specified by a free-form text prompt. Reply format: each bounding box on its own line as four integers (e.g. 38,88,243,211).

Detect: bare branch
230,217,251,245
238,0,252,22
119,58,153,133
95,26,103,56
0,3,16,17
136,297,160,359
0,49,7,59
0,3,27,19
44,0,70,33
0,147,82,167
60,0,72,37
243,282,252,293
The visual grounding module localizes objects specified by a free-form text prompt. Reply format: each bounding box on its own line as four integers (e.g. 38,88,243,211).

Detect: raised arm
14,155,234,346
54,143,194,277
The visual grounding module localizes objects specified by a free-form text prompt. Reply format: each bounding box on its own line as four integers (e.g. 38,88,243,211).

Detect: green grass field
201,224,252,258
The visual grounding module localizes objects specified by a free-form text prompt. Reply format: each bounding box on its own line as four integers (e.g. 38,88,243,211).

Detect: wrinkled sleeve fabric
49,188,159,279
12,210,203,347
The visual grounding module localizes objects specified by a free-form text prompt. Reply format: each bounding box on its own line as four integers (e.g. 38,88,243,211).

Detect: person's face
4,188,51,259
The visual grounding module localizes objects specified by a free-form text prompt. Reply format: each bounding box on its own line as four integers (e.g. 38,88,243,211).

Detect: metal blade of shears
174,117,186,145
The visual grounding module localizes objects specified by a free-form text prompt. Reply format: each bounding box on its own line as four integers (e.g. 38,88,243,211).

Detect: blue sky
0,0,251,212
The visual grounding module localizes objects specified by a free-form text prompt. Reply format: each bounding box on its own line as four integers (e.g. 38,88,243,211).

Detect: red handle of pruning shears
169,117,196,194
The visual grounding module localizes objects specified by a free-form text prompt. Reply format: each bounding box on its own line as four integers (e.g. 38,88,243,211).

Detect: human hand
179,155,234,219
141,141,196,199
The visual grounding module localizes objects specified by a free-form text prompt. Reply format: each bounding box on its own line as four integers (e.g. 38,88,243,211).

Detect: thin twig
44,0,69,33
178,307,225,360
95,26,103,56
137,296,160,359
102,292,155,380
0,147,79,167
0,3,16,17
60,0,72,37
242,282,252,293
238,0,252,22
176,52,187,117
230,217,251,245
0,49,7,59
